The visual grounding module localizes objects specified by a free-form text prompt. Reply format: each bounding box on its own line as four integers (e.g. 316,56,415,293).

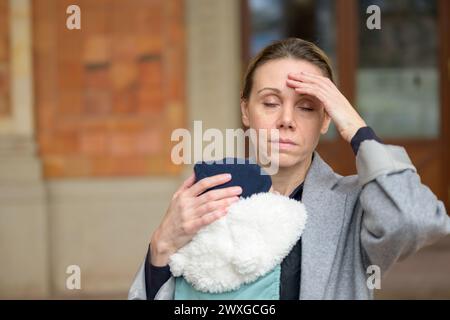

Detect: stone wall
0,0,242,298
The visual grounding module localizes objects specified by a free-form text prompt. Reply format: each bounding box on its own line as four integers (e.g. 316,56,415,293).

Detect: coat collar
299,151,348,299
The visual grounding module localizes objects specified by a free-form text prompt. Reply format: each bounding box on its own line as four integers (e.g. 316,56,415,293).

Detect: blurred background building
0,0,449,299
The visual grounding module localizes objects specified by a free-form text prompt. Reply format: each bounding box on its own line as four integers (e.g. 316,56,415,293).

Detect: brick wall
0,0,9,118
34,0,185,177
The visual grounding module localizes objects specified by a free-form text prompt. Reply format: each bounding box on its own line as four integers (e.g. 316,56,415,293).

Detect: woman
129,38,450,300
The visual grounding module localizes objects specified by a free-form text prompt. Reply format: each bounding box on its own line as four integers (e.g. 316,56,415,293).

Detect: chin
276,152,306,169
279,151,313,168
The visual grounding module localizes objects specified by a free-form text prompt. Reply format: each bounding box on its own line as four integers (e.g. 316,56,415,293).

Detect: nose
277,105,296,130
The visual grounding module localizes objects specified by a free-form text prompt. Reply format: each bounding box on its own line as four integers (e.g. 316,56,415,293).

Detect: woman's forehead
253,59,323,89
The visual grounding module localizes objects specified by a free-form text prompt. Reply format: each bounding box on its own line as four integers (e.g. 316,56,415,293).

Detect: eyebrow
257,87,281,94
256,87,320,107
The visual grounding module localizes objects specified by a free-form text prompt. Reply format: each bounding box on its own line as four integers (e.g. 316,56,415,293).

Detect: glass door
354,0,448,207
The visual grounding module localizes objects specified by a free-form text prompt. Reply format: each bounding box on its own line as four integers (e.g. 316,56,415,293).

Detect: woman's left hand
286,71,367,143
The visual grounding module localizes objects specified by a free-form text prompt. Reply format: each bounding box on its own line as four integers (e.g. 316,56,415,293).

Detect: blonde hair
241,38,334,100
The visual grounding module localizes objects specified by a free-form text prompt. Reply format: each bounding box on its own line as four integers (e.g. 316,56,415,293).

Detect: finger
288,72,333,90
288,71,331,83
188,207,229,232
287,78,330,98
292,81,327,96
286,78,307,89
173,172,196,198
194,196,240,218
293,84,328,105
186,173,232,197
287,77,330,95
196,186,242,206
287,73,312,83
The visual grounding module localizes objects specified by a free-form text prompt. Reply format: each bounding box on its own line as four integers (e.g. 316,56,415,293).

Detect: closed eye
263,103,279,108
297,100,315,112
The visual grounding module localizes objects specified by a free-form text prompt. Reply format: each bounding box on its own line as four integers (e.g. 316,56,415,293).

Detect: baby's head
194,158,272,198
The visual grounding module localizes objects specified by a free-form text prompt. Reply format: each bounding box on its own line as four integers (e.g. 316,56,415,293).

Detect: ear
320,111,331,135
240,99,250,127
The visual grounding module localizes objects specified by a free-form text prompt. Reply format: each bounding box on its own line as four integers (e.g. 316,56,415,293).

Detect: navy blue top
144,126,382,299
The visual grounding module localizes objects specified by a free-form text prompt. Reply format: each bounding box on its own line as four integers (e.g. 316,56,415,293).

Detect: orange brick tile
91,155,116,176
166,73,184,102
37,133,54,155
62,155,92,177
111,35,138,61
164,102,185,129
58,90,83,116
37,104,57,131
136,85,163,114
80,129,108,156
113,156,147,176
39,130,79,155
136,36,162,56
0,94,8,116
111,5,136,35
43,155,65,178
0,66,9,117
57,61,83,91
110,61,137,91
112,86,137,114
147,155,167,175
83,35,111,65
109,131,137,157
83,0,112,34
84,89,112,115
0,40,7,66
84,66,110,89
79,118,110,132
165,160,184,175
109,118,147,132
136,8,162,34
136,129,163,155
138,60,162,86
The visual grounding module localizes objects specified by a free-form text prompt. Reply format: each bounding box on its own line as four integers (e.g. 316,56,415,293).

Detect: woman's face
241,58,331,169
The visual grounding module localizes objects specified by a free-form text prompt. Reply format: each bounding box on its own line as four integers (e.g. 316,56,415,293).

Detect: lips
271,138,297,145
278,138,297,145
269,138,297,151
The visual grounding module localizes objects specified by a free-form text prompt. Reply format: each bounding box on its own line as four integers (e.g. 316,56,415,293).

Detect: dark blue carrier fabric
193,158,272,198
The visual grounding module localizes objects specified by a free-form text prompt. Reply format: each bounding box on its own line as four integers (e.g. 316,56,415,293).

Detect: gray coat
128,140,450,300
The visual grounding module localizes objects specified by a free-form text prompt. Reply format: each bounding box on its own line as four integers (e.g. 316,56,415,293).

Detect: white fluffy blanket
169,192,307,293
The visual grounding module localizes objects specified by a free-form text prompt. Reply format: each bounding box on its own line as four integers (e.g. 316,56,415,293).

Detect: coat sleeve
128,257,176,300
128,259,147,300
356,140,450,275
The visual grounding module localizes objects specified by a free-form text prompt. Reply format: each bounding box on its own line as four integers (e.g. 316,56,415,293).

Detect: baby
169,158,307,300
